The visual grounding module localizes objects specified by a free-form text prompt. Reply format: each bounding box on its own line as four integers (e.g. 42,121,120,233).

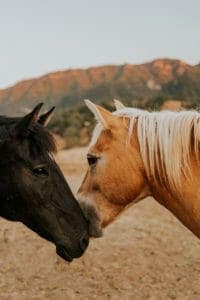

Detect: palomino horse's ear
113,99,125,110
84,99,114,128
15,103,43,136
38,106,55,126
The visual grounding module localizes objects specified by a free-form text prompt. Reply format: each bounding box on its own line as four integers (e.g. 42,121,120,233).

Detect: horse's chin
30,224,74,262
56,245,73,262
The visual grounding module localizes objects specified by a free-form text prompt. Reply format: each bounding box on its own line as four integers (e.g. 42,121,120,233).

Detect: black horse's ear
38,106,55,126
15,103,43,136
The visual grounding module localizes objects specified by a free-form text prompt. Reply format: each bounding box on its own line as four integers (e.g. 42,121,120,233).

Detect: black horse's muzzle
56,231,89,262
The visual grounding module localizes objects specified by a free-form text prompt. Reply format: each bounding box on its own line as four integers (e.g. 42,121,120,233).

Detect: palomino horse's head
78,100,150,236
0,104,89,261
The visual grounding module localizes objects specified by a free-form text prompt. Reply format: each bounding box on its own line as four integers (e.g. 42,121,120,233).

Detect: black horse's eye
33,166,49,177
87,154,99,166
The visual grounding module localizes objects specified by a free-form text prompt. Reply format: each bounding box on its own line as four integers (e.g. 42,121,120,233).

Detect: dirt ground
0,147,200,300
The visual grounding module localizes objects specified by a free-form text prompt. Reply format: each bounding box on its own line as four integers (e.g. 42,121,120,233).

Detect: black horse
0,103,89,262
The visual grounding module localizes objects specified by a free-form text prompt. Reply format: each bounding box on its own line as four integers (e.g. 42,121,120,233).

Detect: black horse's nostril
79,233,89,252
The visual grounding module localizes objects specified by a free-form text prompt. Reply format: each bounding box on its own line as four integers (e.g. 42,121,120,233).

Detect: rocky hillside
0,59,200,115
1,58,199,148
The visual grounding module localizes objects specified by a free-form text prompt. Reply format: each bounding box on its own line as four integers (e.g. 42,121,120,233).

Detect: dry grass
0,147,199,299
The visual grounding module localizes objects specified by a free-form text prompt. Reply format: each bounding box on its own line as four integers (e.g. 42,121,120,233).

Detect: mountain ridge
0,58,199,115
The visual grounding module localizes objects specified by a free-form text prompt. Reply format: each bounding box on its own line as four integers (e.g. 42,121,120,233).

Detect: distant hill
0,58,199,115
0,58,199,148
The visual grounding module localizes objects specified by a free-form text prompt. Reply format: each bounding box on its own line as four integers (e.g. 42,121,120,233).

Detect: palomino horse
0,104,89,262
78,100,200,239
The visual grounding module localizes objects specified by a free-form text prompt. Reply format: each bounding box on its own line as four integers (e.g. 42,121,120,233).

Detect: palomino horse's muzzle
78,197,103,238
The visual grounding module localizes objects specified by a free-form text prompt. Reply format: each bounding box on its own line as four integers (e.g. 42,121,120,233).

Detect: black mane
0,115,57,155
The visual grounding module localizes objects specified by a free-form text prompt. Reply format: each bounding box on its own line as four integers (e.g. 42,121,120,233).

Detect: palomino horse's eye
87,154,98,166
33,166,49,177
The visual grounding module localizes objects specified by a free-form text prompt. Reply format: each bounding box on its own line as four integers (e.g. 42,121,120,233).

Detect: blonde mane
114,108,200,191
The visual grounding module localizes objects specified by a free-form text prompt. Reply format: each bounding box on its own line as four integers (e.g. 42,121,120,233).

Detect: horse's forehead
89,123,116,154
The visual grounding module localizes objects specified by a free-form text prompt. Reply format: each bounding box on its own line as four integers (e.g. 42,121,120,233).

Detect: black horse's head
0,104,89,262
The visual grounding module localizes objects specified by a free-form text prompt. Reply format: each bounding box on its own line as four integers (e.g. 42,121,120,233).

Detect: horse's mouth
56,245,73,262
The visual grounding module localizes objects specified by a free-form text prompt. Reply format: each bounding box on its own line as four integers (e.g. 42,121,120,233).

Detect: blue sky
0,0,199,88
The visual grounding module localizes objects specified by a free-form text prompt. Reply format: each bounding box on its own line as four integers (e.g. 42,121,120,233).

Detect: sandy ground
0,147,200,300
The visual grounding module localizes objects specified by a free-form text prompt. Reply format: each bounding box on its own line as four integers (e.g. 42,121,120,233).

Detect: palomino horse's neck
150,166,200,238
126,111,200,238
